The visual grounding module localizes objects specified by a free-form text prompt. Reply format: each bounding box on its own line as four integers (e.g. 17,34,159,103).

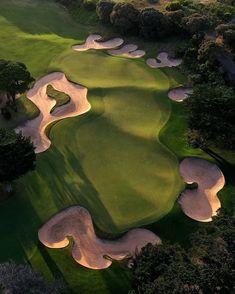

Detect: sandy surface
16,72,91,153
146,52,182,68
38,206,161,270
73,34,124,51
108,44,146,58
179,158,225,222
168,87,193,102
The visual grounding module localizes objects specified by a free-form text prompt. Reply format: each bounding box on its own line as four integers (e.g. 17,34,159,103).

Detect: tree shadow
203,148,235,185
0,0,87,40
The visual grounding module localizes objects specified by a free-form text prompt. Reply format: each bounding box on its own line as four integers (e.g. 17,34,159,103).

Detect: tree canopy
0,128,36,183
0,60,34,105
185,84,235,150
110,3,140,35
139,8,170,39
0,261,67,294
96,0,115,23
130,212,235,294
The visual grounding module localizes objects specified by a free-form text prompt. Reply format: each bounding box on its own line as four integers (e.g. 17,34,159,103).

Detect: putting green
0,0,185,292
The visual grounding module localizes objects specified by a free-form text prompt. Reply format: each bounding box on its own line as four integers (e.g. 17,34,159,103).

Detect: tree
139,8,171,39
0,128,36,192
96,0,115,23
110,3,140,35
185,84,235,150
197,40,223,63
0,60,34,109
182,13,210,35
0,261,67,293
222,29,235,49
130,212,235,294
165,9,185,33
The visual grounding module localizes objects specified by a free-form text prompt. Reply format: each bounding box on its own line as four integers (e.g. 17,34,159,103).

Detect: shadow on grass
0,0,87,40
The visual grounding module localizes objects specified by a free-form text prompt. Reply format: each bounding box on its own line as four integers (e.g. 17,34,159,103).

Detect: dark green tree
182,13,210,35
110,3,140,35
139,8,170,39
130,212,235,294
0,128,36,193
185,84,235,150
96,0,115,23
0,60,34,108
0,261,67,293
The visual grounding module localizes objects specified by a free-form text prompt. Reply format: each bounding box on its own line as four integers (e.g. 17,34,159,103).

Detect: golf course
0,0,234,293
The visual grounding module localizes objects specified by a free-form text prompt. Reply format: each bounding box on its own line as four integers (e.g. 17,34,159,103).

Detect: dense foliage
96,0,115,23
0,60,34,106
0,128,36,184
186,84,235,150
110,3,140,35
0,261,67,293
130,212,235,294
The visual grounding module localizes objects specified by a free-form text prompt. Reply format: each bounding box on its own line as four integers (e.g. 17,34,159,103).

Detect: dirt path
38,206,161,269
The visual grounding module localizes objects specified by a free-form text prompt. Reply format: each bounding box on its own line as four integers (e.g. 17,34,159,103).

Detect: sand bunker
38,206,161,270
108,44,146,58
146,52,182,69
16,72,91,153
168,87,193,102
73,34,124,51
179,158,225,222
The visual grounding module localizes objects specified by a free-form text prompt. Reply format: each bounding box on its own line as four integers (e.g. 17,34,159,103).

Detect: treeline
96,0,235,38
178,33,235,151
130,211,235,294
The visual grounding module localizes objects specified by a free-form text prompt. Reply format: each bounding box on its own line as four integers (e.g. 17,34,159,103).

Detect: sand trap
146,52,182,69
38,206,161,270
179,158,225,222
108,44,146,58
168,87,193,102
15,72,91,153
73,34,124,52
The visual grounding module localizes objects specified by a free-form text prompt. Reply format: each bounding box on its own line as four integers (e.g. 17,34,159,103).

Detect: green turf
47,85,71,112
0,1,234,293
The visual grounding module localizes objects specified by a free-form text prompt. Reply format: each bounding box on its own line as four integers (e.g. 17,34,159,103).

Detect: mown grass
0,1,234,293
0,1,183,293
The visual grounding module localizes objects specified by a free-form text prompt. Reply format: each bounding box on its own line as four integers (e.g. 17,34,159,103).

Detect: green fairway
1,0,234,293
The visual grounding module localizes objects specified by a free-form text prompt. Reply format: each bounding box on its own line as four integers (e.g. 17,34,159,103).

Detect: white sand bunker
73,34,124,51
108,44,146,58
38,206,161,270
168,87,193,102
16,72,91,153
179,158,225,222
146,52,182,69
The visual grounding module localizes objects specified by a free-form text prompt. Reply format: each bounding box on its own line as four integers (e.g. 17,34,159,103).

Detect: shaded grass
47,85,70,112
0,1,184,293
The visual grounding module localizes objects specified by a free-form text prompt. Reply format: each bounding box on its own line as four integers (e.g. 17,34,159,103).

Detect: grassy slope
0,0,234,293
0,1,184,293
